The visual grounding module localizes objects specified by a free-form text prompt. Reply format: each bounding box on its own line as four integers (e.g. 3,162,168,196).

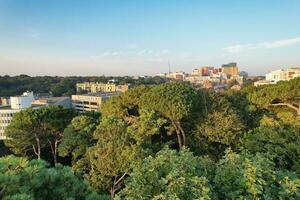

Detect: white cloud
223,37,300,53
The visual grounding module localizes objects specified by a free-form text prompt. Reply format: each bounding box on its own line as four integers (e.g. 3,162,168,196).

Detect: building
221,62,239,76
0,92,36,140
32,97,72,108
76,82,129,93
72,92,120,112
0,92,72,140
166,72,186,81
0,97,10,106
255,68,300,86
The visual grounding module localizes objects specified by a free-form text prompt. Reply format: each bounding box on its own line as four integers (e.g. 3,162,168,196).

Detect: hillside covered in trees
0,75,167,97
1,78,300,199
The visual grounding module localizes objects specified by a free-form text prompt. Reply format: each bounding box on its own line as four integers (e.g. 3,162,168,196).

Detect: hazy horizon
1,0,300,76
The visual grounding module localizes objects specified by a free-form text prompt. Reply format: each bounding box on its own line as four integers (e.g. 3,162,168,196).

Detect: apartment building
255,68,300,86
0,92,35,140
0,92,72,140
221,62,239,76
76,82,129,93
72,92,120,112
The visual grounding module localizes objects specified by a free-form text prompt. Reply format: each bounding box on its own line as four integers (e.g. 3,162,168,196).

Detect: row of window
0,120,12,124
0,113,14,118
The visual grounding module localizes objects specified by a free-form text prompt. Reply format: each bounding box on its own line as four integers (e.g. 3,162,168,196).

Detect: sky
0,0,300,76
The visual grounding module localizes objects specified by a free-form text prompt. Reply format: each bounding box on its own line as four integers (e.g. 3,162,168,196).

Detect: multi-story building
76,82,129,93
0,92,73,140
255,67,300,86
0,92,35,140
32,97,72,108
221,62,239,76
0,97,10,106
166,72,186,81
71,92,120,112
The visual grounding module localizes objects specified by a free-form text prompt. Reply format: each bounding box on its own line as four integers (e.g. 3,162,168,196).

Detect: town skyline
1,0,300,76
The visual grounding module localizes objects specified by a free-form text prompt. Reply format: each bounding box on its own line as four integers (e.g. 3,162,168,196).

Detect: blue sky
0,0,300,76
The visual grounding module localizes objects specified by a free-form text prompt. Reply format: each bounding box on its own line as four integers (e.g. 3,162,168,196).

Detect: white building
0,92,72,140
0,92,35,140
255,68,300,86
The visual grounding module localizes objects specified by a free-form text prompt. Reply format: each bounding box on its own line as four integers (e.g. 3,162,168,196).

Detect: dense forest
1,78,300,199
0,75,168,97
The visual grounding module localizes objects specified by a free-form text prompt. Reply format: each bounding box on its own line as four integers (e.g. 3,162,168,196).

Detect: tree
58,115,98,165
116,147,212,200
140,82,200,148
188,91,245,158
0,155,101,200
4,108,48,160
247,77,300,115
81,116,147,198
214,149,300,200
241,114,300,173
127,109,167,146
4,106,75,164
42,106,76,164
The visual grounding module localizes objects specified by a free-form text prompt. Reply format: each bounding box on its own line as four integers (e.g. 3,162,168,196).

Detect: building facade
0,92,35,140
255,68,300,86
221,62,239,76
76,82,129,93
72,92,120,112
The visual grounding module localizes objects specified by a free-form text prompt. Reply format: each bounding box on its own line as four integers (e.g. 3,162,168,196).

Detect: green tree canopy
0,155,100,200
80,116,148,198
241,113,300,173
4,106,75,164
214,149,300,200
140,82,200,148
58,115,98,165
116,147,212,200
247,77,300,115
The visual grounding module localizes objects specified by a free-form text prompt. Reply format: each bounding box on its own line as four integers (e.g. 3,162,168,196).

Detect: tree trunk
33,135,41,160
172,121,182,148
48,139,58,165
110,173,126,199
176,121,186,146
270,103,300,116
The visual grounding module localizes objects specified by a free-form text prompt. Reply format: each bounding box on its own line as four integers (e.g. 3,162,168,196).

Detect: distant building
0,92,36,140
71,92,120,112
76,82,129,93
32,97,72,108
0,97,10,106
221,62,239,76
254,67,300,86
0,92,72,140
166,72,186,81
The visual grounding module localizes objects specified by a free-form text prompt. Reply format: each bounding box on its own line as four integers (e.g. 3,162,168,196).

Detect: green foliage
117,147,212,200
214,149,276,199
4,106,75,163
0,155,100,200
81,116,147,195
140,82,199,121
189,91,245,158
127,109,167,145
247,77,300,114
58,115,98,164
0,75,167,97
214,149,300,200
241,115,300,173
